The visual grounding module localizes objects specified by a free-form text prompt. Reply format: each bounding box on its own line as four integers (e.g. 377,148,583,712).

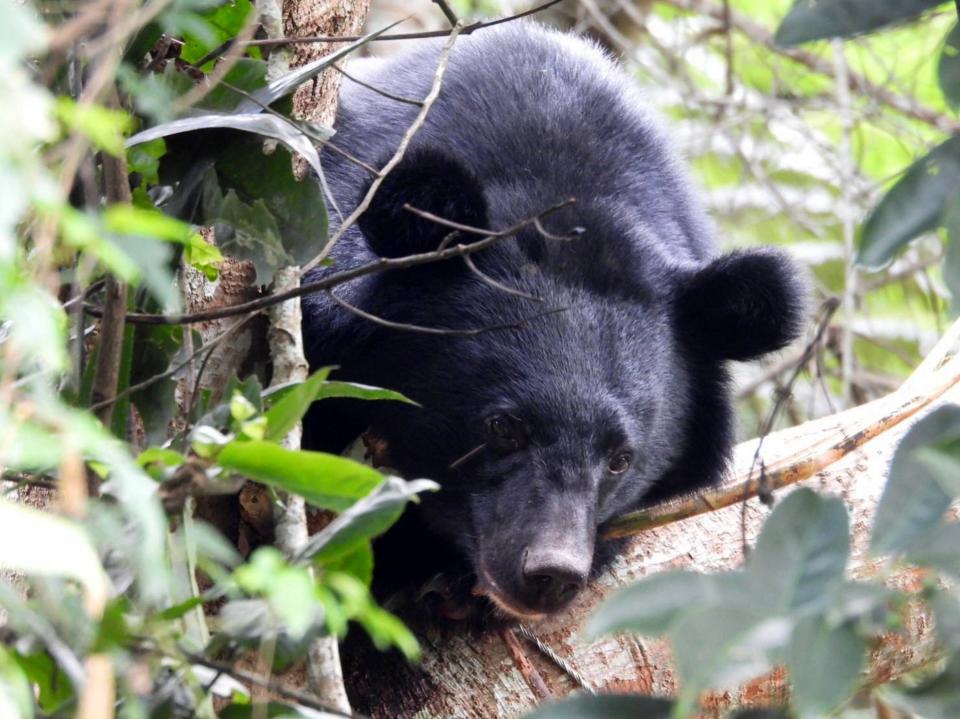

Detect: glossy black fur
301,23,807,618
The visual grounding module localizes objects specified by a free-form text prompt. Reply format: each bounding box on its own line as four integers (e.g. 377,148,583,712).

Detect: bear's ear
357,148,488,258
675,248,808,361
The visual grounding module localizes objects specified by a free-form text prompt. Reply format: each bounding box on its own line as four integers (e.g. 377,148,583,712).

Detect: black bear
302,22,806,621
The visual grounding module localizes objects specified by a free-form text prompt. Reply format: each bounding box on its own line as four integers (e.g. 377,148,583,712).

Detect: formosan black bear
302,22,806,621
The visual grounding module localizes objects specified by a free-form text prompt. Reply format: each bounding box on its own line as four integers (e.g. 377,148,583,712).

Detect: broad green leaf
787,615,865,719
264,368,332,441
201,170,288,284
914,440,960,496
749,489,849,615
671,605,782,716
0,647,33,719
903,521,960,577
295,476,439,564
0,0,48,61
932,590,960,651
774,0,945,47
55,98,133,156
858,136,960,269
315,381,415,405
522,694,674,719
217,440,383,511
126,111,324,179
0,499,110,615
198,58,268,112
871,405,960,554
214,140,328,272
129,325,183,446
586,570,724,638
324,543,374,586
127,138,166,186
179,0,254,68
939,23,960,108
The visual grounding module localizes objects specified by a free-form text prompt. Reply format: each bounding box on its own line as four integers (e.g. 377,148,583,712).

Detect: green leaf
129,325,183,446
787,615,865,719
522,694,674,719
314,381,416,405
55,98,134,156
217,440,384,511
126,111,325,179
0,646,33,719
939,24,960,108
671,605,781,716
774,0,945,47
914,440,960,497
179,0,253,68
296,476,439,564
127,137,166,186
324,543,374,586
201,170,289,284
871,405,960,554
0,499,110,614
944,200,960,314
214,139,328,272
903,521,960,577
586,570,724,638
932,590,960,651
263,368,332,441
0,0,47,61
749,489,849,615
858,136,960,269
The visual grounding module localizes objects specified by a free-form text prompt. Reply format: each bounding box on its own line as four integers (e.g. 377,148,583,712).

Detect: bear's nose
521,548,589,608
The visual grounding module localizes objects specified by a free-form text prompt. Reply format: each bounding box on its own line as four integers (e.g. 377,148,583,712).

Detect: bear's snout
521,545,590,611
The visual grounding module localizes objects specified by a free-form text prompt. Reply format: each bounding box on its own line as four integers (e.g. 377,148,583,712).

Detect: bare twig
301,22,463,274
433,0,460,27
334,64,424,107
327,291,568,336
84,199,575,325
241,0,567,49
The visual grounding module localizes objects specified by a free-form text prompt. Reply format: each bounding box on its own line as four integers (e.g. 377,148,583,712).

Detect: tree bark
346,329,960,718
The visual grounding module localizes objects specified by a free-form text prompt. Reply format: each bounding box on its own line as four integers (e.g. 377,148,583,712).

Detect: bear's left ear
675,248,808,361
358,148,489,259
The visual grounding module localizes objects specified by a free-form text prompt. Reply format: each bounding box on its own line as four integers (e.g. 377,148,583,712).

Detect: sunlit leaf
217,440,384,511
0,499,110,615
296,476,439,564
858,136,960,269
749,489,849,615
787,615,865,719
775,0,945,47
872,405,960,554
939,23,960,108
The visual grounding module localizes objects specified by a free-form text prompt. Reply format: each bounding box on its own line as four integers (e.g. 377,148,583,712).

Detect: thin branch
179,651,362,718
83,199,575,326
462,254,543,303
301,22,463,274
88,314,256,414
433,0,460,27
333,64,424,107
661,0,960,135
241,0,567,49
327,290,569,337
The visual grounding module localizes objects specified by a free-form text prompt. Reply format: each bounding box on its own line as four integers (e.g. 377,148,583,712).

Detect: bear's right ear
357,148,489,258
674,248,808,362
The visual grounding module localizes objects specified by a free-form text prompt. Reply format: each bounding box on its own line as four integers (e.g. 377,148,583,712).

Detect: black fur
301,23,807,620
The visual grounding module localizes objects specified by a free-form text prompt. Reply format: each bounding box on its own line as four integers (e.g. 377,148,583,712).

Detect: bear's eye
486,414,524,450
608,451,632,475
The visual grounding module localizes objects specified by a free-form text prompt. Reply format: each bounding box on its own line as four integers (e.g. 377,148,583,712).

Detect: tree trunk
345,329,960,718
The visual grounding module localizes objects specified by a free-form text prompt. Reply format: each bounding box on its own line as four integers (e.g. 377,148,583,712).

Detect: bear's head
328,149,807,619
